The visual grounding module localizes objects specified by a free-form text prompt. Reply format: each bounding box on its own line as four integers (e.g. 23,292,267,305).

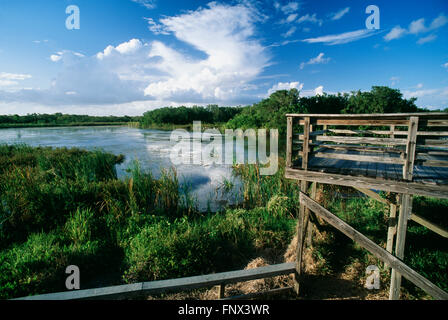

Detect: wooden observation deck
285,112,448,300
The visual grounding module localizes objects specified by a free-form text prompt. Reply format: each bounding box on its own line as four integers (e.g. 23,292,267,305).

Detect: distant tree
343,86,419,114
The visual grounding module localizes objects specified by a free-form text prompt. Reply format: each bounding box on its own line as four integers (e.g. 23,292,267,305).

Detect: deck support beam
389,194,413,300
294,117,310,295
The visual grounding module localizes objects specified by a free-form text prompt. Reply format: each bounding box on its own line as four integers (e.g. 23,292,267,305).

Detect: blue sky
0,0,447,115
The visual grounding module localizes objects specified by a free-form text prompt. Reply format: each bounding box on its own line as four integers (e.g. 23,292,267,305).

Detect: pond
0,125,250,211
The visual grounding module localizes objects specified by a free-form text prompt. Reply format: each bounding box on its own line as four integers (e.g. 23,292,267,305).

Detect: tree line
0,113,138,125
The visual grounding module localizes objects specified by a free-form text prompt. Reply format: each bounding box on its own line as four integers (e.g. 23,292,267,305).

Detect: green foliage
140,105,242,127
343,86,419,114
122,208,295,283
226,86,422,135
0,232,103,299
232,160,301,212
0,113,137,128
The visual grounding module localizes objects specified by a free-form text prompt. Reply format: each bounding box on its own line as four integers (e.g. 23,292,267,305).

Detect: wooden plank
312,151,404,165
217,284,225,299
14,263,296,300
327,129,407,136
299,119,410,126
389,194,412,300
410,214,448,238
299,192,448,300
286,117,293,168
354,187,389,205
419,139,448,146
295,179,308,294
285,168,448,199
386,202,398,255
403,117,419,180
309,143,404,154
286,112,448,119
324,130,448,137
311,135,407,145
301,117,311,170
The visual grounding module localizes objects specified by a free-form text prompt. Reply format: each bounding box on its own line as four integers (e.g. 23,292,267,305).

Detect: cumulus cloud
409,18,427,34
384,26,407,41
143,2,269,103
267,81,303,95
0,3,269,110
314,85,324,96
144,17,170,35
385,13,447,42
300,53,330,69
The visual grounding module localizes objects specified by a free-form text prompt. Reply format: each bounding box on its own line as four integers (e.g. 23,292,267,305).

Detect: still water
0,126,248,211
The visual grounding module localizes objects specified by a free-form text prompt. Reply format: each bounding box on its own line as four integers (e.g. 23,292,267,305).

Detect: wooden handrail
299,192,448,300
13,262,296,300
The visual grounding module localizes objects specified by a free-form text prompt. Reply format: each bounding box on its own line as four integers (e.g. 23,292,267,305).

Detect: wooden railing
12,262,295,300
285,113,448,199
287,113,448,175
299,192,448,300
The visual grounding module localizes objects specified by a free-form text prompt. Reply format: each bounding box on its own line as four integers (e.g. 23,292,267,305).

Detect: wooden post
294,117,311,295
286,117,293,168
390,116,418,300
217,284,225,299
305,182,317,247
386,202,397,255
389,194,413,300
402,117,418,180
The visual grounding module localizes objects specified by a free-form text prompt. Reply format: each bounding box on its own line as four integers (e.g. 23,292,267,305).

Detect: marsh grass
0,144,296,299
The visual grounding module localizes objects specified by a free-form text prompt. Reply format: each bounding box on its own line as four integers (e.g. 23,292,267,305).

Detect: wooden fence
13,262,295,300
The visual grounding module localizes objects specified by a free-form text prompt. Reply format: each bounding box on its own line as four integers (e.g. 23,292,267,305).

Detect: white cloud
314,85,324,96
409,18,427,34
97,39,142,59
278,2,300,15
267,81,303,95
390,76,400,86
329,7,350,21
384,26,407,41
303,29,377,45
50,53,63,62
385,13,447,42
130,0,156,9
286,13,298,23
144,17,170,35
0,72,32,81
417,34,437,44
143,3,269,102
300,85,326,97
0,3,269,110
300,53,330,69
297,13,323,26
282,26,296,38
443,62,448,69
403,88,440,98
430,13,448,29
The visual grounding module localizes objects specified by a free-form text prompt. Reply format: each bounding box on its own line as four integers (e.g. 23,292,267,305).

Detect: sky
0,0,447,116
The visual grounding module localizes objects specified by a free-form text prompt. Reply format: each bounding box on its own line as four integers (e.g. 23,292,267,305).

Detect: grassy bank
0,144,446,300
0,145,295,299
